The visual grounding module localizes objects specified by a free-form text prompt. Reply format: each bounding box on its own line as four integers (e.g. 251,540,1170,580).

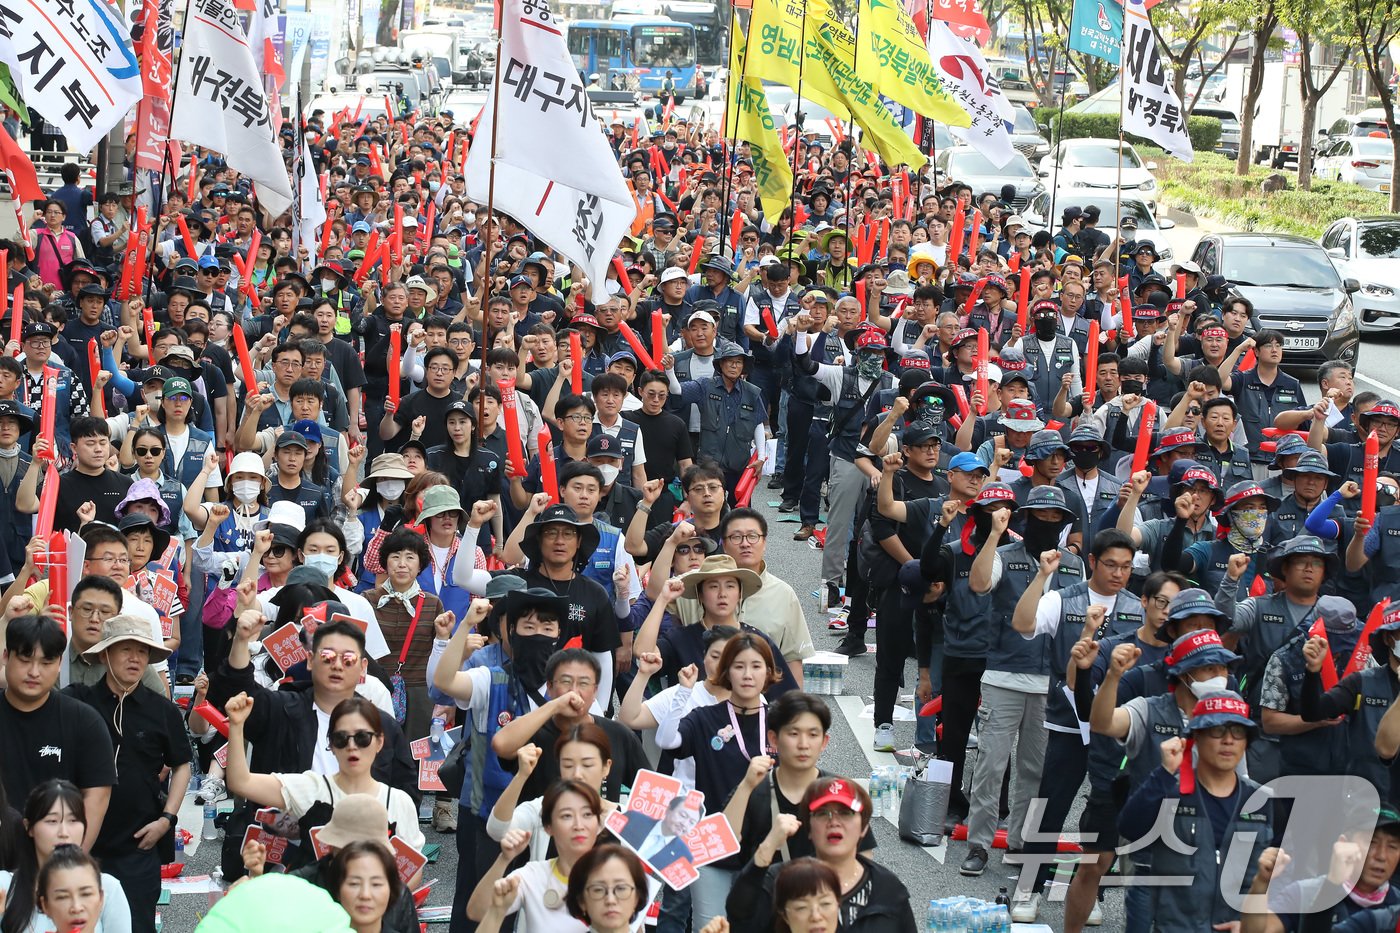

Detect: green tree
1234,3,1280,176
1276,0,1355,190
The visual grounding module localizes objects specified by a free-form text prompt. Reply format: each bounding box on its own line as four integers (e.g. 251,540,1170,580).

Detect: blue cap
948,451,989,475
1025,429,1071,462
1164,629,1238,679
352,220,373,234
507,274,534,290
197,255,219,270
1164,587,1231,629
607,349,641,369
291,419,323,444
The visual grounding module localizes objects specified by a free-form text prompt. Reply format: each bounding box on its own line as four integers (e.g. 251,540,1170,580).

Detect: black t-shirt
55,468,132,532
0,691,117,806
519,570,621,653
63,682,191,857
322,337,368,393
633,409,694,484
675,701,765,806
640,518,723,565
516,714,651,802
391,389,463,451
428,445,503,515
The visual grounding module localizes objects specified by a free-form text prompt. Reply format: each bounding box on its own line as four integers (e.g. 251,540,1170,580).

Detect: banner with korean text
170,0,293,216
1121,0,1192,161
464,0,632,302
0,0,141,153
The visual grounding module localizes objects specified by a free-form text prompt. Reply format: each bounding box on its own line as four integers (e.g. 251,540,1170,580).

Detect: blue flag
1069,0,1123,65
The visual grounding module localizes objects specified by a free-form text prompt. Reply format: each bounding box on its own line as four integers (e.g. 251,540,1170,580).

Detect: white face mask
303,553,339,578
320,277,337,292
464,212,476,225
596,464,620,487
143,389,162,409
377,479,406,501
1188,675,1227,698
231,480,261,503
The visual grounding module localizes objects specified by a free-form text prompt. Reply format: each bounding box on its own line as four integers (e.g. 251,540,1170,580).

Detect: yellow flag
744,0,849,118
859,0,970,125
806,19,931,168
725,15,794,225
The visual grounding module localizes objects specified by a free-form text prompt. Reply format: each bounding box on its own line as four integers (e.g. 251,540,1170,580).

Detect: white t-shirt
277,769,425,852
503,859,656,933
1028,586,1119,639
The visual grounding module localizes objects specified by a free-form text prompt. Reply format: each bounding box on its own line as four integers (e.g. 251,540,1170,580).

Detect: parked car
1007,105,1050,161
1019,191,1175,263
1036,138,1159,211
1321,215,1400,333
935,146,1043,212
1322,108,1392,141
1192,106,1240,160
1190,233,1360,370
1312,136,1395,192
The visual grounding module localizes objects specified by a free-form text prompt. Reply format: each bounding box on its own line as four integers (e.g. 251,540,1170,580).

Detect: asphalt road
160,205,1400,931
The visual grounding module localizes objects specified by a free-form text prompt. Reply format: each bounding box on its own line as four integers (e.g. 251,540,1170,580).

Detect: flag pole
1113,44,1126,263
786,11,807,248
1045,78,1070,251
477,0,506,438
719,13,749,260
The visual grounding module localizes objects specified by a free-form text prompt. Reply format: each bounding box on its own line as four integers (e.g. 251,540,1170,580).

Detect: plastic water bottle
207,865,225,910
202,802,218,840
174,835,185,864
870,772,884,818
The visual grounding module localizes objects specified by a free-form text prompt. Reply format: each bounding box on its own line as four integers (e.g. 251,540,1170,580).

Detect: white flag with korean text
1121,0,1192,161
169,0,293,216
464,0,632,301
927,21,1016,169
0,0,142,153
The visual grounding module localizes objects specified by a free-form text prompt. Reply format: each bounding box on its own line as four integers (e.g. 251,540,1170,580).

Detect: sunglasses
674,544,706,556
134,446,164,457
329,729,377,749
317,648,360,668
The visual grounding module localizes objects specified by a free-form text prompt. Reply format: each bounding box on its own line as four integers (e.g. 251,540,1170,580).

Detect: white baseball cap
659,267,688,285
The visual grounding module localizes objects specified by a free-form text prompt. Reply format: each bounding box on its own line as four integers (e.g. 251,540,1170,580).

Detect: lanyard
727,701,765,760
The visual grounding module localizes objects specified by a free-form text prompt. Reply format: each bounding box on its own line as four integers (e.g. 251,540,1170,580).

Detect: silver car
1322,215,1400,332
935,146,1044,212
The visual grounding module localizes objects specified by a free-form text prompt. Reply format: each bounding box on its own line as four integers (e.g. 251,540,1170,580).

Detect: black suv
1190,233,1361,371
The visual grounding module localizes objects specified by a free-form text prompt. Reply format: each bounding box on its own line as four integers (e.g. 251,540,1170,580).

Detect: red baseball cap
808,778,864,813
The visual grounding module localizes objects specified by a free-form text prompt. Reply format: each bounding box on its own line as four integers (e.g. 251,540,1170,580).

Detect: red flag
0,133,42,203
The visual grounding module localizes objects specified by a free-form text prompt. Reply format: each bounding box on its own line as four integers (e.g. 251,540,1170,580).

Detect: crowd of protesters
0,80,1396,933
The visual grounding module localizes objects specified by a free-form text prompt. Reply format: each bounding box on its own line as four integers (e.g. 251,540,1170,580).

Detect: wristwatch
161,812,179,826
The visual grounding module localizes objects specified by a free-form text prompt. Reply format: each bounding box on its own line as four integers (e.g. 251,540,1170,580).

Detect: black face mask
1022,517,1065,557
1071,448,1101,472
510,633,559,693
1034,318,1056,341
972,509,995,542
1120,380,1145,397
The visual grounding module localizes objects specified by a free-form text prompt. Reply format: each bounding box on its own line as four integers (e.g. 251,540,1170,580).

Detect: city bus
566,18,697,95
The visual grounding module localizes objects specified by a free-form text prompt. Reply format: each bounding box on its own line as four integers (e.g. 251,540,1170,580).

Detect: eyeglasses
89,554,130,566
689,483,725,495
274,359,302,368
426,364,454,374
134,446,164,457
1186,406,1203,416
1148,594,1171,610
674,544,706,556
72,602,112,619
585,883,636,902
329,729,378,749
1201,724,1248,740
317,648,360,668
725,532,765,544
562,413,592,425
811,806,856,823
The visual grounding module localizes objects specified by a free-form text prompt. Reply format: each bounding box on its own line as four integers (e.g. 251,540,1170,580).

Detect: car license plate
1283,336,1321,350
